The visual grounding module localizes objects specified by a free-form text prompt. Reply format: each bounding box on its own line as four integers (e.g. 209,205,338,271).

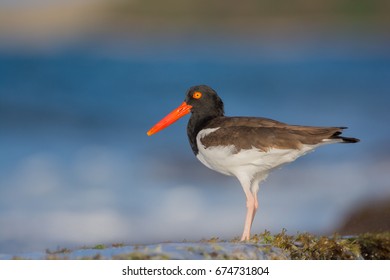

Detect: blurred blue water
0,35,390,254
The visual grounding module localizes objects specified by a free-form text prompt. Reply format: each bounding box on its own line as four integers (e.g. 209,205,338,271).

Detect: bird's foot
240,233,250,241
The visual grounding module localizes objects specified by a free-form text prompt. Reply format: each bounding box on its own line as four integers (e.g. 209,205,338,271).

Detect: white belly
196,128,318,179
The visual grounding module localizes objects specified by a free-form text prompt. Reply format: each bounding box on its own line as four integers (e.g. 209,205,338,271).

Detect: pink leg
239,174,263,241
253,193,259,221
240,191,257,241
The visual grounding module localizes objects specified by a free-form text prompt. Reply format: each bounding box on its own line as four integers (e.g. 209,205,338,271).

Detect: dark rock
338,197,390,235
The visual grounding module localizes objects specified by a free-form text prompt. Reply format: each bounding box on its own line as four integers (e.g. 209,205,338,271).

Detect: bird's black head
147,85,224,138
183,85,225,154
184,85,224,118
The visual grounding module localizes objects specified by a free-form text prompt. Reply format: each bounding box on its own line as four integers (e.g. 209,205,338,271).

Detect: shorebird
147,85,359,241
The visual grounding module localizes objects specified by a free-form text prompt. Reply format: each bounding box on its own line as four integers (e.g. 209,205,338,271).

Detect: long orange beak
147,102,193,136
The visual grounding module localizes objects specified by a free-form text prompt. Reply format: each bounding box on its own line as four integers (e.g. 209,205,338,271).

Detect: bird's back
199,116,359,153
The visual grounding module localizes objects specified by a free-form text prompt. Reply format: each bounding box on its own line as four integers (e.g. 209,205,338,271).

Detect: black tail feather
332,127,360,143
338,136,360,143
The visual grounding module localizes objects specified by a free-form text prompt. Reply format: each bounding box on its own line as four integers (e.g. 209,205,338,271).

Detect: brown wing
201,117,358,152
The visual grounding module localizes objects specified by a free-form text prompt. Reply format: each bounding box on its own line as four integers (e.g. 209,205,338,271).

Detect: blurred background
1,0,390,255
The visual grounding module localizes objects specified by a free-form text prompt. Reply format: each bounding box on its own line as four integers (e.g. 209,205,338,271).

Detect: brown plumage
199,116,359,153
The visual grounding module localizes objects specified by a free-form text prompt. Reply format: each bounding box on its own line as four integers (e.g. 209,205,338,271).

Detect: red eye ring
193,91,202,99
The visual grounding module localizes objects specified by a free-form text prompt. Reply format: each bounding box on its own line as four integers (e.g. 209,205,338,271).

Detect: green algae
353,232,390,260
92,244,106,250
249,229,389,260
112,251,171,260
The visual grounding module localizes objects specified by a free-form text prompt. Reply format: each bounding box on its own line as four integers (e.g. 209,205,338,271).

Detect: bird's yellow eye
193,91,202,99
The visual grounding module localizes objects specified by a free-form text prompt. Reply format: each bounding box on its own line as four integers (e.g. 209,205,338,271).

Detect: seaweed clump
354,232,390,260
252,229,390,260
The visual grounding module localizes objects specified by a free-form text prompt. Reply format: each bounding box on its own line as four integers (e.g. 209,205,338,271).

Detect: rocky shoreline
3,231,389,260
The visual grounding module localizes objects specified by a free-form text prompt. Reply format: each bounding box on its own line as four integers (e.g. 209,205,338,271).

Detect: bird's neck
187,112,223,155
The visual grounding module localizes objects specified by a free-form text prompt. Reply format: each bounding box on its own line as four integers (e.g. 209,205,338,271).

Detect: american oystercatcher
147,85,359,241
